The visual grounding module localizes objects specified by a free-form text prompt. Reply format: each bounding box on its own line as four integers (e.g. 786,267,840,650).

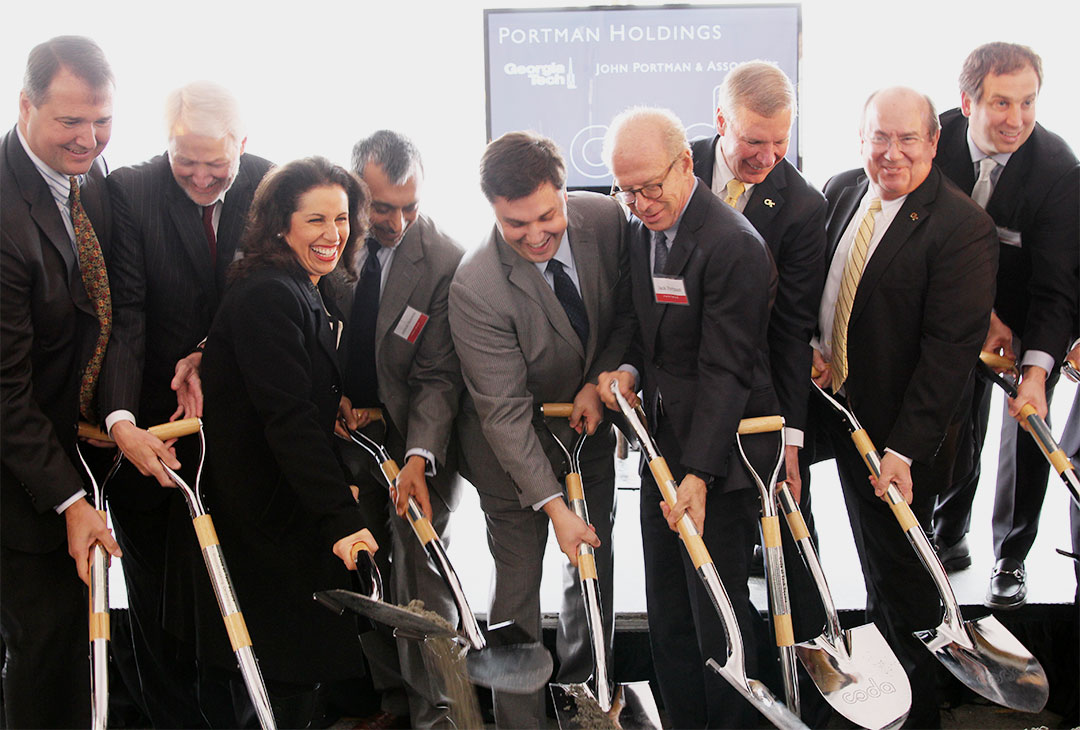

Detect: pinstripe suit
449,191,633,728
322,214,465,726
96,151,272,727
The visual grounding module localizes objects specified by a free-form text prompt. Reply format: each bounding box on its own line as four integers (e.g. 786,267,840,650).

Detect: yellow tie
830,198,881,390
724,178,745,208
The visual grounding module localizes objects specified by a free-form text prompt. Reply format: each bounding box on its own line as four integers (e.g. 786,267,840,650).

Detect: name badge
652,276,689,305
996,226,1022,248
394,305,429,344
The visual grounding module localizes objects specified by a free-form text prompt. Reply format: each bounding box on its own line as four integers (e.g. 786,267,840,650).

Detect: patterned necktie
970,157,997,209
345,239,382,407
652,228,669,275
830,198,881,391
70,177,112,421
547,258,589,350
725,178,746,208
202,204,218,264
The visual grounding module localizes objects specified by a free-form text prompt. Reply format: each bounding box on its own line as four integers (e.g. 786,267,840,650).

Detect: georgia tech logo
503,58,576,88
841,678,897,704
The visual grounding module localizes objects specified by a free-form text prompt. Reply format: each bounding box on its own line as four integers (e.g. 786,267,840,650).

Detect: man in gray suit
327,130,464,728
449,131,633,728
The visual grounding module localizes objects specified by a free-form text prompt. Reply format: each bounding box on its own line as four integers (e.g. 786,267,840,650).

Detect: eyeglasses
865,133,926,151
610,157,680,205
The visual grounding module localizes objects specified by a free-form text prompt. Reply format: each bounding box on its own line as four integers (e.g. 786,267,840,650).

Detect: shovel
73,440,126,730
538,404,662,729
734,415,801,717
607,382,809,730
811,381,1050,713
736,417,912,730
340,413,553,694
977,352,1080,507
82,418,278,730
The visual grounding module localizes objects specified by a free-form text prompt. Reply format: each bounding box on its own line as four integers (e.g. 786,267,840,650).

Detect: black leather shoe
935,535,971,573
985,558,1027,609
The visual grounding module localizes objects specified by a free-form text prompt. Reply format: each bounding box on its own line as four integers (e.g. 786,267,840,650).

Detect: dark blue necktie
346,239,382,407
547,258,589,350
652,229,669,275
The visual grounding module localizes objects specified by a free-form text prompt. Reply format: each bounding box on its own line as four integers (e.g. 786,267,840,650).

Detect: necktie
970,157,997,209
547,258,589,349
724,178,746,208
346,239,382,407
202,204,218,264
652,229,669,275
70,177,112,421
830,198,881,391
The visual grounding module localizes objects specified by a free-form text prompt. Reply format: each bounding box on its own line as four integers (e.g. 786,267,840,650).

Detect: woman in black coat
194,157,377,727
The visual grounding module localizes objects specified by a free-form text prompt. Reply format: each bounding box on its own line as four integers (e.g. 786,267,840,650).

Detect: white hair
165,80,244,145
601,106,689,168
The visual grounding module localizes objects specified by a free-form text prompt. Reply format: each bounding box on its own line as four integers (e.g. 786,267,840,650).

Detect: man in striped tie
812,86,997,729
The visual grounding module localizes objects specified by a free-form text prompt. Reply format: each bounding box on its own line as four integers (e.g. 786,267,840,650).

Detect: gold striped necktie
724,178,746,208
70,176,112,421
830,198,881,390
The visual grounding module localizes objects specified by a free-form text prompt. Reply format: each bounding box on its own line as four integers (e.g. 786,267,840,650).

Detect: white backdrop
3,0,1077,249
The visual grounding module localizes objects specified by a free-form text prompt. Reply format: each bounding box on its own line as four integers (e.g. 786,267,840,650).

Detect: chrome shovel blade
796,623,910,730
467,643,553,694
706,659,809,730
914,614,1048,713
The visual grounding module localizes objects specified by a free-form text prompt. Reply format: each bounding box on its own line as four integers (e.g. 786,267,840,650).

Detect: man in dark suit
325,130,464,728
691,60,826,503
0,35,122,729
449,132,633,728
930,43,1079,608
96,81,273,727
813,86,997,728
599,106,779,729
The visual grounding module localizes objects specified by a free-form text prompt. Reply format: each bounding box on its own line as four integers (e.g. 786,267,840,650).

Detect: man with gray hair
813,86,996,728
598,106,778,729
326,129,464,728
2,34,120,729
96,79,273,727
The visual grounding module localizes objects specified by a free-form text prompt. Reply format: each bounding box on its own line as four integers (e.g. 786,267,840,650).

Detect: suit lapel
165,170,216,293
850,172,936,325
745,163,786,236
8,133,94,318
500,232,584,359
629,219,660,351
377,230,422,352
826,179,865,258
567,205,599,361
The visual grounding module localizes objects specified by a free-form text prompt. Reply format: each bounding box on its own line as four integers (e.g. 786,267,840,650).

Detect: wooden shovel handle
78,417,201,442
540,402,574,418
979,351,1016,371
737,415,785,434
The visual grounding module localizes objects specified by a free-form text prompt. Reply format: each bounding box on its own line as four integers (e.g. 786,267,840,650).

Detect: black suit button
331,384,340,394
654,357,664,368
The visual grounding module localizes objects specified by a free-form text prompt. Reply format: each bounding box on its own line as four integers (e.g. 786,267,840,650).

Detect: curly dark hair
229,156,369,283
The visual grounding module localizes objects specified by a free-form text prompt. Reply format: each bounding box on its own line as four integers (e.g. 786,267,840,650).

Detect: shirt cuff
532,493,562,511
884,448,913,466
105,410,137,437
1020,349,1054,375
784,427,804,448
617,364,640,390
55,490,87,514
405,447,437,477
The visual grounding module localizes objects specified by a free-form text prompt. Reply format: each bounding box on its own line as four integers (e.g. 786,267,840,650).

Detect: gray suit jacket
324,214,465,503
449,192,632,508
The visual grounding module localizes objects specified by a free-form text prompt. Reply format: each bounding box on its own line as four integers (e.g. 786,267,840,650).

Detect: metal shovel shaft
89,538,109,730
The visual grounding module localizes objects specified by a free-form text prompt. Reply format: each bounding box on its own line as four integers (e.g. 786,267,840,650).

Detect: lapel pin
910,212,919,221
764,199,775,207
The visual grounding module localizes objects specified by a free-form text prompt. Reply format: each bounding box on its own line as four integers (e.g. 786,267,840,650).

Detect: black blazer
99,152,273,426
194,266,365,683
628,180,779,489
692,136,827,432
821,166,998,463
1,127,111,552
936,108,1079,363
